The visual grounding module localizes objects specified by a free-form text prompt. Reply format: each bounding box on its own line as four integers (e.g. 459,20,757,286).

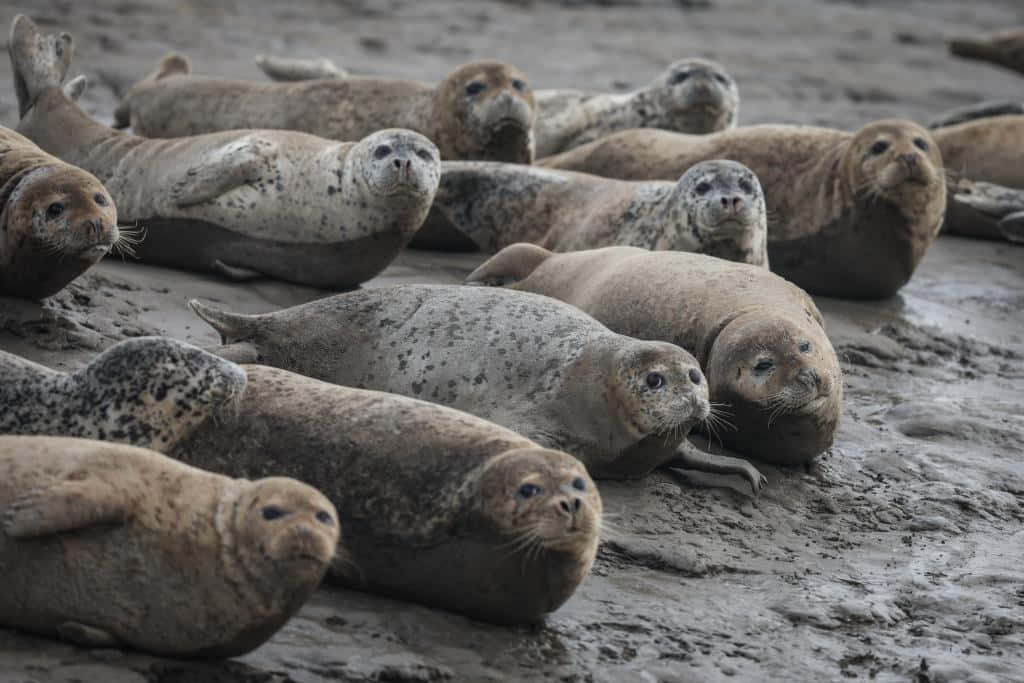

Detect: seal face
650,58,740,134
354,128,440,200
0,435,338,657
435,61,536,163
0,337,248,452
188,285,709,478
172,365,600,624
467,245,843,466
0,130,118,299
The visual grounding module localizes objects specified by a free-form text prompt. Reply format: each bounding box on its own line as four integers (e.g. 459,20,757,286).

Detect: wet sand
1,1,1022,681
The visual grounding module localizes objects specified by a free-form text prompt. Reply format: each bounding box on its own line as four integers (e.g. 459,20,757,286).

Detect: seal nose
796,367,821,390
557,495,583,518
720,195,744,212
900,153,919,174
82,218,105,238
392,156,413,181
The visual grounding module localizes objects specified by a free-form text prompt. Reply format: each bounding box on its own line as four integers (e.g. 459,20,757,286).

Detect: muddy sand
1,1,1023,681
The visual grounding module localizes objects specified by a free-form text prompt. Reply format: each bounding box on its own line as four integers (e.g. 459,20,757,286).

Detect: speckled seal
468,245,843,466
114,52,536,163
9,15,440,288
534,57,740,157
0,337,247,452
540,119,947,299
0,435,338,657
0,125,117,299
189,284,709,480
413,158,768,266
172,364,601,624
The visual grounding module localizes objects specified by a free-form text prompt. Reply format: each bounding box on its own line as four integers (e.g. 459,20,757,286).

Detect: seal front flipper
667,441,767,496
3,479,131,539
56,622,120,648
213,260,263,282
465,243,553,287
170,136,277,208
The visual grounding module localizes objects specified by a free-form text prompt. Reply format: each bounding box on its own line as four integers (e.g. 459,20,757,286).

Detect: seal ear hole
465,81,486,96
753,359,774,375
46,203,65,219
695,182,712,196
518,483,542,499
315,510,334,525
373,145,392,160
913,137,929,152
572,477,587,492
799,341,811,353
93,194,108,207
869,140,890,155
262,505,286,521
645,372,666,390
511,78,526,92
670,72,689,85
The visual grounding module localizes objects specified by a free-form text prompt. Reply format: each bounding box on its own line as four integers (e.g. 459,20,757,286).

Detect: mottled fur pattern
0,337,247,452
0,435,338,657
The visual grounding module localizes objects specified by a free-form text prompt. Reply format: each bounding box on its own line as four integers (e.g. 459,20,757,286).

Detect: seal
410,159,769,267
467,245,843,466
113,52,536,163
534,57,740,157
172,364,601,624
0,125,117,299
0,435,338,657
0,337,247,452
186,284,772,491
9,15,440,288
945,178,1024,243
540,119,947,298
948,27,1024,76
252,54,738,158
928,101,1024,130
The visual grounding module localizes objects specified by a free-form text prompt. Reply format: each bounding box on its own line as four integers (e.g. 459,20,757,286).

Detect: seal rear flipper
113,53,191,129
188,299,261,345
171,136,274,208
928,101,1024,129
666,441,767,497
465,243,553,287
952,179,1024,220
56,622,119,648
999,211,1024,243
3,480,131,539
9,15,73,118
255,54,346,82
62,74,87,101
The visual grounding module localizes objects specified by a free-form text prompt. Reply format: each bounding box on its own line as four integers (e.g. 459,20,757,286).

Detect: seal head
674,159,766,264
435,61,536,163
847,120,942,211
651,58,739,133
351,128,441,201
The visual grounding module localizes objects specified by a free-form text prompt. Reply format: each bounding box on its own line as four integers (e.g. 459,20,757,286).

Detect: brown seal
9,15,440,288
411,159,769,267
172,364,601,624
0,435,338,657
113,54,536,163
468,245,843,466
948,28,1024,76
0,125,117,299
540,120,946,298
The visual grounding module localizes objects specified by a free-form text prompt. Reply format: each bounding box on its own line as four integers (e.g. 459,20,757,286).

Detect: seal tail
113,53,191,129
188,299,260,345
465,243,553,287
254,54,346,82
9,15,73,118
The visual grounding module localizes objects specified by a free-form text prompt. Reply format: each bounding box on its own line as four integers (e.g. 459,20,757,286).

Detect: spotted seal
540,120,947,298
172,364,600,624
0,337,247,452
411,158,768,266
114,53,536,163
9,15,440,288
468,245,843,466
0,435,338,657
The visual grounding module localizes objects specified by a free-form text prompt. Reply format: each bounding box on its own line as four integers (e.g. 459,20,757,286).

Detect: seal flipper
113,52,191,129
667,441,767,497
928,100,1024,129
62,74,87,102
213,260,263,282
56,622,120,648
3,479,131,539
9,15,73,118
255,54,346,82
465,243,553,287
170,136,274,208
999,211,1024,243
188,299,261,345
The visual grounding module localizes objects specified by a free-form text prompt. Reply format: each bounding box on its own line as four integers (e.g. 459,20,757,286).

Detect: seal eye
738,179,754,194
572,477,586,491
518,483,541,499
870,140,890,155
46,202,65,219
913,137,929,152
511,78,526,92
465,81,486,96
799,341,811,353
753,359,774,374
315,510,334,525
373,145,392,160
670,72,689,85
695,181,712,195
645,372,665,390
262,505,286,521
416,148,433,161
93,193,108,207
713,73,728,85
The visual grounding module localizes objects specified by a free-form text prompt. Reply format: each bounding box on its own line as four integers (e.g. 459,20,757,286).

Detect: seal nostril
720,196,728,208
572,497,582,512
688,368,702,384
393,159,402,169
559,499,572,514
732,196,743,209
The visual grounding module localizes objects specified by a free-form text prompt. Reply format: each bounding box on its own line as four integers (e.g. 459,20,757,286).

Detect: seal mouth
76,244,113,260
488,117,530,135
708,216,755,235
794,394,830,415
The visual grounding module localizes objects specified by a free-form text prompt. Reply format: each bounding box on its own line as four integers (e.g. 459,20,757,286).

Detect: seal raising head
651,58,740,134
845,120,943,212
435,61,536,163
0,337,248,452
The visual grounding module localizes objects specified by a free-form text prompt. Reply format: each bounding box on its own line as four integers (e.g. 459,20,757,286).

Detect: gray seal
172,364,602,625
0,435,338,657
0,337,247,452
